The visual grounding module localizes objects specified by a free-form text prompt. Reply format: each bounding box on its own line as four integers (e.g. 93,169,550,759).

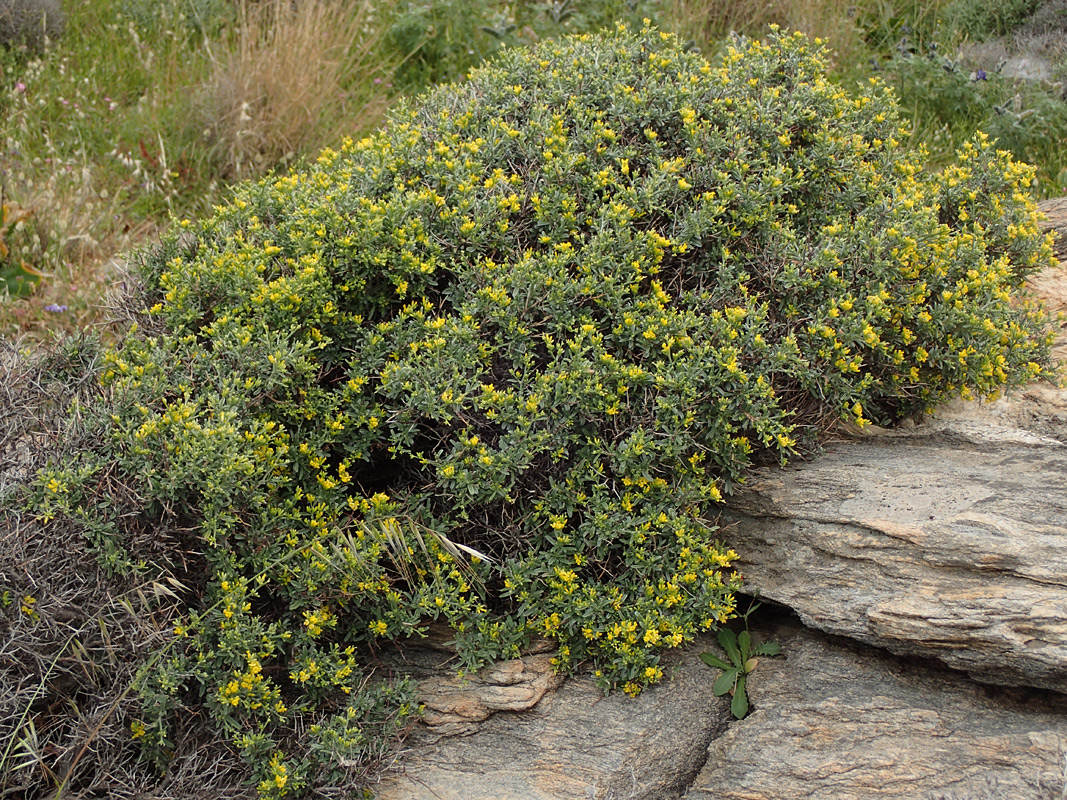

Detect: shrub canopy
18,24,1056,799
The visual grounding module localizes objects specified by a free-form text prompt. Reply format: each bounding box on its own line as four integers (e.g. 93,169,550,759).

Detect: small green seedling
701,627,781,719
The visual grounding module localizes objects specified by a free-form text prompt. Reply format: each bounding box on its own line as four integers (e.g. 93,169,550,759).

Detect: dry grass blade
433,531,496,568
376,517,416,584
353,516,495,588
667,0,871,66
198,0,394,180
0,626,76,785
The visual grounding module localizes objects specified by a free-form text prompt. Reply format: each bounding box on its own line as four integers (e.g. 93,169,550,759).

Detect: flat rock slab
722,421,1067,693
378,624,1067,800
375,638,731,800
685,628,1067,800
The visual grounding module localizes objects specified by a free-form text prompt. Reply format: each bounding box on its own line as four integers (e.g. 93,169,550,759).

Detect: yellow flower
369,619,389,636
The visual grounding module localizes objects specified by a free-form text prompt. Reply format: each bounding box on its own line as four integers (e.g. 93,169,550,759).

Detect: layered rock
374,631,731,800
719,426,1067,693
417,652,564,738
378,622,1067,799
684,626,1067,800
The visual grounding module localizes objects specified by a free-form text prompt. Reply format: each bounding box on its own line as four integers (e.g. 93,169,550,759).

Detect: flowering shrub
22,25,1057,798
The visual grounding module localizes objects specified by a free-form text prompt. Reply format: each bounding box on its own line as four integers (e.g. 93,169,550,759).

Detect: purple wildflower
44,304,68,313
973,69,987,81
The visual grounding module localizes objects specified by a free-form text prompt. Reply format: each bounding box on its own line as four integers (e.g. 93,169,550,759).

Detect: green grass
1,0,1065,340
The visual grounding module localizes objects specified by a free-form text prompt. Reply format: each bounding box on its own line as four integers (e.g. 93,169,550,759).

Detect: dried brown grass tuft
0,0,65,51
0,337,242,798
197,0,394,181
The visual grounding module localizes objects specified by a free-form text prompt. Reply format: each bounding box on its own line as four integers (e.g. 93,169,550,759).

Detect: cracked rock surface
378,620,1067,800
720,425,1067,693
683,625,1067,800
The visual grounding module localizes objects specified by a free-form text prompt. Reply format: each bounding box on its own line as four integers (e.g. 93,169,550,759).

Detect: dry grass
196,0,394,181
0,335,247,798
0,0,65,51
0,165,154,340
668,0,783,41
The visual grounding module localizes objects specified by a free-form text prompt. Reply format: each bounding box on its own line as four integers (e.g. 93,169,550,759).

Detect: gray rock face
684,627,1067,800
720,423,1067,693
378,623,1067,800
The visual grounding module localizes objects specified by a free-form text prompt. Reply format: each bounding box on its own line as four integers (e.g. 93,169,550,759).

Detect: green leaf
755,641,781,657
700,652,731,670
0,261,43,298
730,674,749,719
717,628,741,666
737,629,751,660
712,667,739,697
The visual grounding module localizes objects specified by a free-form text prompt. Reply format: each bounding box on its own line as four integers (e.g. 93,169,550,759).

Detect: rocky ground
958,1,1067,83
370,199,1067,799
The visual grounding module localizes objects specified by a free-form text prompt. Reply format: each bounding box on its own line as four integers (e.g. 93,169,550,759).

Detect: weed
943,0,1041,42
0,0,395,340
883,32,1067,195
700,603,781,719
383,0,661,92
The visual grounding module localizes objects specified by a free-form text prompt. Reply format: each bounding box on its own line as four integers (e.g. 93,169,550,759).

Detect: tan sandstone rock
418,652,564,736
